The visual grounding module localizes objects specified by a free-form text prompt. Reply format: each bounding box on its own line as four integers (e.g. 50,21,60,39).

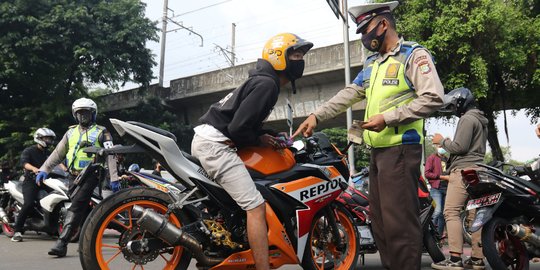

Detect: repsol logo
300,179,340,201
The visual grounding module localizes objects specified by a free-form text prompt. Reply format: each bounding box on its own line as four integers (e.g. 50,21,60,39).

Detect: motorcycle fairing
271,164,346,262
208,204,299,270
110,119,213,190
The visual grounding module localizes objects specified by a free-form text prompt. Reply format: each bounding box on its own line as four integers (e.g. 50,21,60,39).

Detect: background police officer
36,97,118,257
293,2,444,269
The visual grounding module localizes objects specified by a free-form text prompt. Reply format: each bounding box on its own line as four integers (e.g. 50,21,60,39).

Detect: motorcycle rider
191,33,313,270
36,98,118,257
431,87,488,269
11,128,57,242
293,2,444,269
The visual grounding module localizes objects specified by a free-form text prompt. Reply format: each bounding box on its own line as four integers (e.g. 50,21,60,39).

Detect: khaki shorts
191,134,265,211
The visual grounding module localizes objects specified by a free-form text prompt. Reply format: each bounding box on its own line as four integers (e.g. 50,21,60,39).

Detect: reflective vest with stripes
66,124,103,171
357,42,424,148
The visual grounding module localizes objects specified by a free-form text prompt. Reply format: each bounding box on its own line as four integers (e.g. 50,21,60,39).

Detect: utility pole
231,23,236,66
341,0,355,174
158,0,168,88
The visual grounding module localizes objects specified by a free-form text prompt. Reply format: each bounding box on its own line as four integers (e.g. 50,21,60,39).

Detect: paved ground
2,231,540,269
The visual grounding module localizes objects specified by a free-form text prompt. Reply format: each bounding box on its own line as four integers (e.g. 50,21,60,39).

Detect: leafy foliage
321,127,371,168
0,0,158,165
390,0,539,160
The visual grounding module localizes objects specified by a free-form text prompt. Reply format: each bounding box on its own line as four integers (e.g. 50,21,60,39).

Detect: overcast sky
135,0,539,162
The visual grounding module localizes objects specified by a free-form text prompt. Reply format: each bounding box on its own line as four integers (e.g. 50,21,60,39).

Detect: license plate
466,193,502,210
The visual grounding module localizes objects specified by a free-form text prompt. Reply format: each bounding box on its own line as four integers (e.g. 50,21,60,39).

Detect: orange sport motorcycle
79,119,359,270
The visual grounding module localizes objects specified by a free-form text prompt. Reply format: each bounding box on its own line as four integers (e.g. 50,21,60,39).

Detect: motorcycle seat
13,181,23,193
181,151,201,167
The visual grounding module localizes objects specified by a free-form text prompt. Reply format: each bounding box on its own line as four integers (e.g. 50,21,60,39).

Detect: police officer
293,2,444,269
36,98,118,257
11,128,57,242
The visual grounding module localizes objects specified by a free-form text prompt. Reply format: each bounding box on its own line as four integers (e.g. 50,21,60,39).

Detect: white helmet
34,128,56,148
72,98,98,121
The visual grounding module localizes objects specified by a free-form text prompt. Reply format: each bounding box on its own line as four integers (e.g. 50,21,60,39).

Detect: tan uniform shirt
313,38,444,126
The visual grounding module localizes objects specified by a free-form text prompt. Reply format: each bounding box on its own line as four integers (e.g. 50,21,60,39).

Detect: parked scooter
336,168,446,265
0,166,71,238
462,157,540,269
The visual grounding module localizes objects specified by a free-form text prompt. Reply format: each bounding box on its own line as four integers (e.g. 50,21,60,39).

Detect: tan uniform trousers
443,168,484,258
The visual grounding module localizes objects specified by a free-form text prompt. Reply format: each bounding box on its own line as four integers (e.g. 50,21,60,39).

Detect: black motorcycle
462,157,540,270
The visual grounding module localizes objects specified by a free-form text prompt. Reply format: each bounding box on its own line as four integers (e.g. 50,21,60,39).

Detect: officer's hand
35,171,48,186
362,114,386,132
293,114,318,138
110,181,121,193
536,124,540,139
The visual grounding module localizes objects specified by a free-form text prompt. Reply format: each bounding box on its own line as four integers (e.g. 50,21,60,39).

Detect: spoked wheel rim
309,210,357,270
493,223,528,269
95,200,184,270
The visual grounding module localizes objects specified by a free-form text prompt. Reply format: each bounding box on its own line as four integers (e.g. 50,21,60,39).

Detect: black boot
48,211,81,257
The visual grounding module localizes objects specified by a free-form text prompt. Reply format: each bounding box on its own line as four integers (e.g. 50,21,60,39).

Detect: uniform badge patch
382,79,399,85
418,61,432,75
385,63,400,78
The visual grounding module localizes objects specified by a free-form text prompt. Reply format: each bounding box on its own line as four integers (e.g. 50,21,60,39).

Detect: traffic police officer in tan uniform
293,2,444,269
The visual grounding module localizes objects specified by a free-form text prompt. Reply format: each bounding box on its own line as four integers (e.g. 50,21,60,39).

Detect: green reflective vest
361,42,424,148
66,125,103,171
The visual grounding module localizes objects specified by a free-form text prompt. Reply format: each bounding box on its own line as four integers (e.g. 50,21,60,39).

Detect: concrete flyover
98,40,367,131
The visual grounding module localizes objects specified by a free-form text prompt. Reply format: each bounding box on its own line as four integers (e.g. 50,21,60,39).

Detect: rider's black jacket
199,59,280,148
20,145,49,180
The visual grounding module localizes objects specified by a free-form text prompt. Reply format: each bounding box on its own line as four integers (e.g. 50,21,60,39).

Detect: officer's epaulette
68,124,78,129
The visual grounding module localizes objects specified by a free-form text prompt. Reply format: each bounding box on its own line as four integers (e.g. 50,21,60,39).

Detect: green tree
390,0,540,161
321,127,371,168
0,0,158,163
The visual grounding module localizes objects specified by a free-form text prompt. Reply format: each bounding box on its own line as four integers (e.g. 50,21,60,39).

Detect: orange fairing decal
209,204,298,270
272,176,324,193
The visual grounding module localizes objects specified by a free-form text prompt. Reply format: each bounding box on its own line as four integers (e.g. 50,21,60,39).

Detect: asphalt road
2,231,540,269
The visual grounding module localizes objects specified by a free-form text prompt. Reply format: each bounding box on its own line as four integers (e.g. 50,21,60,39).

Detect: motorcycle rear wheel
79,187,192,270
302,203,359,270
482,217,529,270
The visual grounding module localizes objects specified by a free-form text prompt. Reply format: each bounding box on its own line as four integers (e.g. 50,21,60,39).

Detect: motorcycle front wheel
79,187,192,270
482,217,529,270
423,221,445,263
302,203,359,270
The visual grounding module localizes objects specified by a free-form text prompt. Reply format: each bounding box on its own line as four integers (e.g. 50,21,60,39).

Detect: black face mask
76,111,93,127
285,59,305,82
361,21,386,52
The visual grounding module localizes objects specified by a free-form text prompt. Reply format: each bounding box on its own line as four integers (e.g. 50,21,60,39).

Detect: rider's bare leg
246,203,269,270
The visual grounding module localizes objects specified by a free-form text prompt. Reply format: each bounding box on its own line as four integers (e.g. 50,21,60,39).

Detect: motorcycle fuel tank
238,147,296,175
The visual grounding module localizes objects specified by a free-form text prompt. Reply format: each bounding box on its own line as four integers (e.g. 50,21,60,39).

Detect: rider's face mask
76,110,93,127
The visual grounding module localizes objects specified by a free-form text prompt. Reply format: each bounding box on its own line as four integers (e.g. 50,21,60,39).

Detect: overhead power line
170,0,233,18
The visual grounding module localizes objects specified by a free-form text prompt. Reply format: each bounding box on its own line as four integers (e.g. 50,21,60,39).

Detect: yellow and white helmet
262,33,313,71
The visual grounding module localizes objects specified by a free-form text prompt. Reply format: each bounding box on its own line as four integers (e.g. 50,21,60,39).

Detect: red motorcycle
337,170,445,265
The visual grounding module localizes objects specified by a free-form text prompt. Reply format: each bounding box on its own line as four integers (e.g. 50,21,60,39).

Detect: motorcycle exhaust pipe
0,207,9,224
507,224,540,247
132,205,223,267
